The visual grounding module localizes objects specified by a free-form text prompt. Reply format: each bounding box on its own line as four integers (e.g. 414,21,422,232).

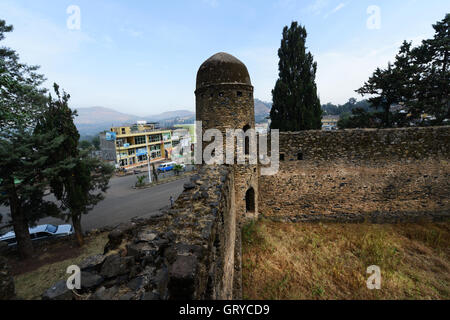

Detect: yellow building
109,122,173,169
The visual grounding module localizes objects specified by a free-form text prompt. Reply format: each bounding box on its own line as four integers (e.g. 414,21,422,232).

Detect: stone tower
195,52,258,219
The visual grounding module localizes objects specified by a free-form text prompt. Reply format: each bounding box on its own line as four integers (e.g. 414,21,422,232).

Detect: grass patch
242,219,450,300
13,233,108,300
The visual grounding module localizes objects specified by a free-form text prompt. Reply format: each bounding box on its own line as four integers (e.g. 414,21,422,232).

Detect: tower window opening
237,91,242,97
297,151,304,160
243,124,251,155
280,153,285,161
245,187,255,213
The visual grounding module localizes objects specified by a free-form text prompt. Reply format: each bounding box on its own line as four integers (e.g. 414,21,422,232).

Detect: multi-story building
102,121,173,170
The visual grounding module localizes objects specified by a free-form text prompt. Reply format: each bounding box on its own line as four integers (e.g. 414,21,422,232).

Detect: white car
0,224,74,247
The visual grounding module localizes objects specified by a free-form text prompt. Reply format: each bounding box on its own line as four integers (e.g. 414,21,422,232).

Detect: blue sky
1,0,448,115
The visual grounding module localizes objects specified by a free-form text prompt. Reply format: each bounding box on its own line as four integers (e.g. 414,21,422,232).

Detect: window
138,155,148,162
45,225,57,233
280,153,285,161
297,151,303,160
128,149,135,155
164,142,172,149
121,128,126,134
150,145,160,151
149,134,162,143
135,136,146,145
243,125,250,155
116,139,124,147
151,151,161,159
237,91,242,97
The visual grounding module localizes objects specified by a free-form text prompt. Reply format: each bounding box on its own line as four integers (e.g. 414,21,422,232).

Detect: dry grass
242,219,450,300
14,233,109,300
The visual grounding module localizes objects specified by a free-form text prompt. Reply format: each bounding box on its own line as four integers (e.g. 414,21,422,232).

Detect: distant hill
73,107,195,135
254,99,272,123
74,100,272,135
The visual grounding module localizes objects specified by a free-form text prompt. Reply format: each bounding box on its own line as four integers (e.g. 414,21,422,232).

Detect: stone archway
245,187,255,213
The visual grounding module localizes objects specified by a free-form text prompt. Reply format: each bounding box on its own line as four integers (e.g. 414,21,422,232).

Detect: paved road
0,174,188,233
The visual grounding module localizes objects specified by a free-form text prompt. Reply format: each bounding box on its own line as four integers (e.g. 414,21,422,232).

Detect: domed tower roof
196,52,252,90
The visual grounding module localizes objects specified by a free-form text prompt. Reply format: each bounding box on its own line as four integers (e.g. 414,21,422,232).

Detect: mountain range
74,99,272,136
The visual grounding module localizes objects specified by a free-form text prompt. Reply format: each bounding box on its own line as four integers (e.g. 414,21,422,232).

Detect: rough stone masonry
37,53,450,300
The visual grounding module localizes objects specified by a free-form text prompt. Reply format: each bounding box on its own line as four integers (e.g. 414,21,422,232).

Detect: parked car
0,224,74,247
157,161,177,173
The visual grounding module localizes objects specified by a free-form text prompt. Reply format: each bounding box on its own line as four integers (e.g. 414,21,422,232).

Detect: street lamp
146,135,152,184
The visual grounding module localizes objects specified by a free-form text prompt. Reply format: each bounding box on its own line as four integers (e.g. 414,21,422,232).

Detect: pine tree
35,84,114,246
0,20,61,259
270,21,322,131
356,61,405,127
415,14,449,124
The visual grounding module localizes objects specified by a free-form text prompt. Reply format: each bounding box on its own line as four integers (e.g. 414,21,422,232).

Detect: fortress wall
278,126,450,162
259,126,450,221
46,165,238,300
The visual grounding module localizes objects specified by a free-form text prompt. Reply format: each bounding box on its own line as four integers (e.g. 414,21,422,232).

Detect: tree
92,135,100,150
0,20,61,259
79,140,93,150
35,85,114,246
356,14,449,127
413,14,449,124
270,21,322,131
173,164,183,176
135,175,146,187
0,130,62,258
356,62,403,127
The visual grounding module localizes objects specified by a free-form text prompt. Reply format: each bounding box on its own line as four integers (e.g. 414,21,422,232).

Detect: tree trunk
72,214,84,247
9,190,33,259
151,163,158,182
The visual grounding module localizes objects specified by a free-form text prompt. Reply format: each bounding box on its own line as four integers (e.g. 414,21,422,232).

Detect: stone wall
260,126,450,222
278,126,450,162
43,165,239,300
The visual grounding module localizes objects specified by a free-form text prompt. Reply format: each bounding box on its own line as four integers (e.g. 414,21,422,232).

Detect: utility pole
146,134,152,184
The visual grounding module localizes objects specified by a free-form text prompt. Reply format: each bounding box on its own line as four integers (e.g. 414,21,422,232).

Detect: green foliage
0,20,58,257
356,14,449,128
270,21,322,131
92,135,100,150
34,84,113,245
135,175,147,187
322,98,375,116
79,140,93,150
0,20,47,132
173,164,183,176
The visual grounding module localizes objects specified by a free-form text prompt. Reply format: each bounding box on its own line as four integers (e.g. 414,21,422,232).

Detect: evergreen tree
0,20,61,259
356,62,402,127
270,21,322,131
414,14,449,124
35,85,114,246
